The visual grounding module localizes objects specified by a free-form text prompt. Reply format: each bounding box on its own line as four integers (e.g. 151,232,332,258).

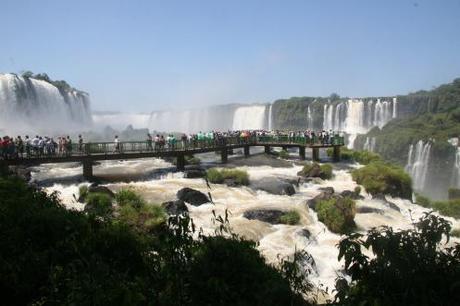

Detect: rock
162,200,188,215
297,163,322,178
251,177,296,196
177,187,210,206
341,190,364,200
307,189,335,210
223,178,239,187
357,206,384,214
87,185,115,198
372,193,401,212
319,187,335,195
243,209,285,224
296,228,312,239
384,200,401,212
183,169,206,178
9,166,31,181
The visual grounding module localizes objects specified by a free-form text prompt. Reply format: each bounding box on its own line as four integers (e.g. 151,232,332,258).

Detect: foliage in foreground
335,213,460,306
351,161,412,199
206,168,250,186
316,197,356,234
0,177,310,306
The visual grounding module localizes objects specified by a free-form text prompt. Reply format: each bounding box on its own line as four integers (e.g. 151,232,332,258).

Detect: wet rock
183,169,206,179
307,188,335,210
341,190,364,200
297,162,322,177
384,200,401,212
372,193,401,212
162,200,188,215
87,184,115,198
357,206,384,214
243,209,285,224
177,187,210,206
8,166,31,181
251,177,296,196
296,228,312,239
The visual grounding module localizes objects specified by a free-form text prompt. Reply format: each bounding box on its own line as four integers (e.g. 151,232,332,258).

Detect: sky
1,0,460,112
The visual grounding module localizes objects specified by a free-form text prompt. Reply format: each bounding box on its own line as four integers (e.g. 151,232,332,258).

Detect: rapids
34,153,460,292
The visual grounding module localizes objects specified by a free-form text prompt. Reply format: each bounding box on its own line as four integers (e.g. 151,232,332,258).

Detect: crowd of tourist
1,129,342,159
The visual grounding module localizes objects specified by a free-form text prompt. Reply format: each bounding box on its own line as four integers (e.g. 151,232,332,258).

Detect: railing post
264,145,270,154
299,146,306,160
221,149,228,164
244,145,250,158
176,154,185,171
82,159,94,181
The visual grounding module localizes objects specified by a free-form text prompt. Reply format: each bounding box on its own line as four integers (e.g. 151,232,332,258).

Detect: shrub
316,197,356,234
119,204,167,231
351,161,412,199
84,193,113,219
335,213,460,306
451,228,460,238
352,150,381,165
319,164,333,180
279,210,301,225
115,188,145,209
298,162,334,180
78,185,88,200
354,186,361,196
206,168,250,186
431,199,460,219
278,149,289,159
185,155,201,165
415,193,432,208
448,188,460,200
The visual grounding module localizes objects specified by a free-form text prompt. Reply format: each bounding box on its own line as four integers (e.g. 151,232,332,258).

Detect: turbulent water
0,73,92,134
363,137,376,152
34,153,460,293
405,140,432,191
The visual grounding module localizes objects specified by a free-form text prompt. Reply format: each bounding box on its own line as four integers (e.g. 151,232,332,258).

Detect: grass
85,193,113,218
316,197,356,234
278,150,289,159
206,168,249,186
298,162,334,180
279,210,301,225
451,229,460,238
79,185,88,200
351,161,412,200
115,188,145,209
415,193,460,219
327,147,381,165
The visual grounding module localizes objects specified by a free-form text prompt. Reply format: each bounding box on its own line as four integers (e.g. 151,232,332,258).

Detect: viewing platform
1,135,345,180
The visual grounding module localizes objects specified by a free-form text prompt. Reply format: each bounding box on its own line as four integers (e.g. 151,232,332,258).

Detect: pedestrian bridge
1,135,345,180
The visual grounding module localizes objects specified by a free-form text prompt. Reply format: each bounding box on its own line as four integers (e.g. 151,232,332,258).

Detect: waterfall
345,99,366,134
307,106,313,129
454,148,460,188
0,73,91,133
392,97,397,118
267,104,273,130
363,137,376,152
232,105,267,130
405,140,432,191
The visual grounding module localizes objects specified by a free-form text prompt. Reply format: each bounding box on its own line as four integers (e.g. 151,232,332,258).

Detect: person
146,133,153,151
16,136,24,158
78,135,84,153
32,135,39,156
66,136,72,156
113,135,120,153
24,135,31,157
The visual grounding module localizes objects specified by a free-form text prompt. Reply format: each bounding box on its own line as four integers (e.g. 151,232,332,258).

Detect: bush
84,193,113,219
115,188,145,209
185,155,201,165
319,164,333,180
415,193,432,208
206,168,250,186
326,148,380,164
279,210,301,225
335,213,460,306
432,199,460,219
316,197,356,234
354,186,361,195
448,188,460,200
351,161,412,199
118,203,167,231
79,185,88,200
298,162,334,180
452,229,460,238
278,149,289,159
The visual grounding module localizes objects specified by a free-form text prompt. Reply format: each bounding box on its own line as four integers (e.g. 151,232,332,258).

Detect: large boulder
297,162,322,177
341,189,364,200
251,177,296,196
243,209,285,224
177,188,210,206
162,200,189,215
357,206,384,214
307,188,335,210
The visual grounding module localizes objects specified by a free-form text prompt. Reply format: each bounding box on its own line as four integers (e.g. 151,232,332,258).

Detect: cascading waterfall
307,106,313,129
405,140,432,191
454,147,460,188
363,137,376,152
267,104,273,130
0,73,92,133
232,105,267,130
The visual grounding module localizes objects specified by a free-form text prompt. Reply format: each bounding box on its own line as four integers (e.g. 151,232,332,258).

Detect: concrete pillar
282,146,288,151
244,145,250,158
82,160,93,180
299,146,306,160
221,149,228,164
312,147,320,162
264,145,270,154
333,146,341,162
176,154,185,171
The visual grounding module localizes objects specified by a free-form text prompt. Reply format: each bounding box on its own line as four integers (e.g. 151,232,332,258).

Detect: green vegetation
451,229,460,238
298,162,333,180
415,194,460,219
335,213,460,306
84,193,113,219
354,186,361,195
316,197,356,234
78,185,88,200
21,71,84,94
351,161,412,199
449,188,460,200
118,203,166,232
115,187,145,209
0,177,311,306
327,147,381,165
185,155,201,165
279,210,301,225
278,149,289,159
206,168,250,186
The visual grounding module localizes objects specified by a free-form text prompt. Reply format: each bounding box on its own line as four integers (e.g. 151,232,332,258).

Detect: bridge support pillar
0,160,8,177
176,154,185,171
312,148,320,162
244,145,250,158
264,145,270,154
299,146,306,160
282,146,288,151
221,149,228,164
82,160,94,181
333,146,341,162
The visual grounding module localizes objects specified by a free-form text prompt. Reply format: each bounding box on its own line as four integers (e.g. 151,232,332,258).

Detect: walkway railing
1,135,345,160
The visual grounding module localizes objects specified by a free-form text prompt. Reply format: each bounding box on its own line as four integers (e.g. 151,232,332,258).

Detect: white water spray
405,140,432,191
